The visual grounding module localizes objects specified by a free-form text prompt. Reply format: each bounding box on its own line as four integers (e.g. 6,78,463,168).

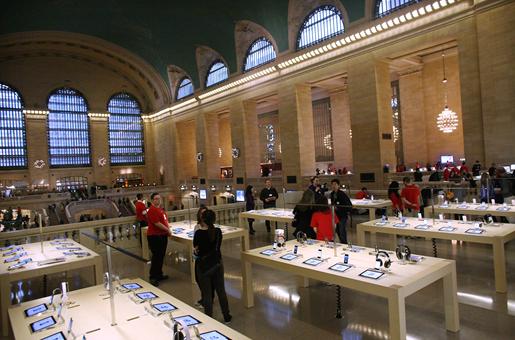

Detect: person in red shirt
355,187,371,199
401,177,421,216
135,193,148,227
146,192,172,286
388,181,403,215
443,165,451,181
310,196,339,241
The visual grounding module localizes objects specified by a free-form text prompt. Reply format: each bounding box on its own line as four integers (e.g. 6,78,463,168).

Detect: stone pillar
175,119,197,182
149,118,175,186
196,113,219,180
329,88,353,169
399,67,428,166
26,114,50,187
348,57,395,188
229,100,261,181
278,83,316,188
90,117,111,187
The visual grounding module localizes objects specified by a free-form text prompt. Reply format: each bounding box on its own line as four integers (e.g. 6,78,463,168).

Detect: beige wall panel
329,90,353,169
175,120,197,181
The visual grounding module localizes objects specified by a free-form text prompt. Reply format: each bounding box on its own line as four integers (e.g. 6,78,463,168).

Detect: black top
245,192,255,211
330,190,352,219
292,206,316,239
193,228,223,259
260,187,279,208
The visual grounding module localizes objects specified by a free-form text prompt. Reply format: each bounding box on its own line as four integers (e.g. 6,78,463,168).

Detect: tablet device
174,315,201,326
465,228,485,235
172,228,185,234
4,253,26,263
153,302,177,313
56,246,81,251
303,258,323,266
8,258,32,270
393,223,408,228
415,224,430,230
2,247,22,256
280,253,299,261
41,331,66,340
24,303,48,317
200,330,231,340
439,226,456,232
359,269,385,280
259,249,277,256
30,316,56,333
374,222,387,226
186,231,195,238
122,283,142,291
329,263,352,273
135,292,157,300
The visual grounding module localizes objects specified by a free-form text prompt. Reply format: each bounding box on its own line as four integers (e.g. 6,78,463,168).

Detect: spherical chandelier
436,50,458,134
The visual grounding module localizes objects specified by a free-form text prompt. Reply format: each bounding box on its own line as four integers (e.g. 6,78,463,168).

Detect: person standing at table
401,177,421,216
311,196,339,241
472,160,482,177
135,193,148,228
292,189,316,239
194,209,232,323
259,179,278,232
330,179,352,243
244,185,256,235
308,176,327,201
146,192,171,286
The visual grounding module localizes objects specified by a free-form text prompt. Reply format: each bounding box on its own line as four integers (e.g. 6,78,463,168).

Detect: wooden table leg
492,238,507,293
388,291,406,340
443,263,460,332
242,257,254,308
1,279,10,337
368,208,375,222
356,225,366,246
297,276,309,288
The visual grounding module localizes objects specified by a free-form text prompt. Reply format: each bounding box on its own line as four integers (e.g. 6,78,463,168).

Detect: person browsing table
259,179,279,232
146,192,172,286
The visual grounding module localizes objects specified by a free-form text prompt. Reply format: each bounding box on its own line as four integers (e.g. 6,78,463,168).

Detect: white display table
141,220,249,283
8,278,250,340
424,202,515,219
350,199,392,220
1,239,103,336
356,217,515,293
241,240,459,340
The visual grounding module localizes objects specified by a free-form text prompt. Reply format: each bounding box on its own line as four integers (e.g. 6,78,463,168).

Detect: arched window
205,60,229,88
176,77,194,100
108,93,144,165
0,83,27,169
375,0,422,18
297,5,345,50
47,88,91,168
243,37,277,72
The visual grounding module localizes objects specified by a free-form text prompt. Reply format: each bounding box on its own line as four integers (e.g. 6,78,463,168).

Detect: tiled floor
3,215,515,339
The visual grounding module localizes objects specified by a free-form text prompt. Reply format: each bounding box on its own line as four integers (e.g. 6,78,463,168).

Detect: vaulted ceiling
1,0,367,86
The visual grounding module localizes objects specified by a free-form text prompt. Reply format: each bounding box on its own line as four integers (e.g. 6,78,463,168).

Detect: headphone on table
172,319,191,340
395,244,411,261
296,231,307,244
375,251,391,269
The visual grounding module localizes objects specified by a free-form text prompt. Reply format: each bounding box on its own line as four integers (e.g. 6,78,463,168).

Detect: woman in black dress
292,190,316,239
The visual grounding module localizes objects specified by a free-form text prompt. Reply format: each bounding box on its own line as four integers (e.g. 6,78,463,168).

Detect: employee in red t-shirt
135,193,148,227
401,177,421,217
146,192,171,286
310,196,339,241
355,187,371,200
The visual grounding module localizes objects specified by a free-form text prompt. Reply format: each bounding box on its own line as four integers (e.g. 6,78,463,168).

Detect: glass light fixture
436,51,458,133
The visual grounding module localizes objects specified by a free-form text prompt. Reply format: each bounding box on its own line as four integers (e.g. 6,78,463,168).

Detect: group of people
135,192,232,323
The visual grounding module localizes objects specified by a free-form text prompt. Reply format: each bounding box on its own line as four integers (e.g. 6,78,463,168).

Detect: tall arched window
375,0,421,18
176,77,194,100
297,5,345,50
47,88,91,168
243,37,277,72
0,83,27,169
205,60,229,88
108,93,144,165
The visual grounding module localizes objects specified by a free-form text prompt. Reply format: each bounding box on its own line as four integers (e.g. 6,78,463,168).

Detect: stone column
26,114,50,187
175,119,197,182
278,83,316,188
196,112,219,180
329,88,353,169
347,57,395,188
89,116,111,187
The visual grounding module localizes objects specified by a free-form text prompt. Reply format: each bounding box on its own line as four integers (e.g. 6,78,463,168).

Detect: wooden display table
141,220,249,283
241,240,459,340
423,202,515,219
1,239,103,336
8,278,250,340
350,198,392,220
356,217,515,293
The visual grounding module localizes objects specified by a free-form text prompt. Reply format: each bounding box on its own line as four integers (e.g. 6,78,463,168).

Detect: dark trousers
336,216,348,244
197,263,230,319
147,235,168,279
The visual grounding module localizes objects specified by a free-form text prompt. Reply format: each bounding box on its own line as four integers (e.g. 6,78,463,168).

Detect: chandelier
436,51,458,133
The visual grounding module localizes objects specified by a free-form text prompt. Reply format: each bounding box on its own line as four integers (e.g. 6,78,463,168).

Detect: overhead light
436,51,458,133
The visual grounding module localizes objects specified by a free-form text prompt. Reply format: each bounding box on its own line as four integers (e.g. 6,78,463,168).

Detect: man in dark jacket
330,179,352,244
259,179,279,232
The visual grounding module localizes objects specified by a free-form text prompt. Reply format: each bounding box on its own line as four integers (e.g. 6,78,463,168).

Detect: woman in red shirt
388,181,403,215
310,196,339,241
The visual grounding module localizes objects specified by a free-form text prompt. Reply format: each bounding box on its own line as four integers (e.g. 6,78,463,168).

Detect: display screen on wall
440,155,454,164
199,189,207,200
236,190,245,202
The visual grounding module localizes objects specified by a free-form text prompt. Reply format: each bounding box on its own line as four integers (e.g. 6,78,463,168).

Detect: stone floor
3,214,515,339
